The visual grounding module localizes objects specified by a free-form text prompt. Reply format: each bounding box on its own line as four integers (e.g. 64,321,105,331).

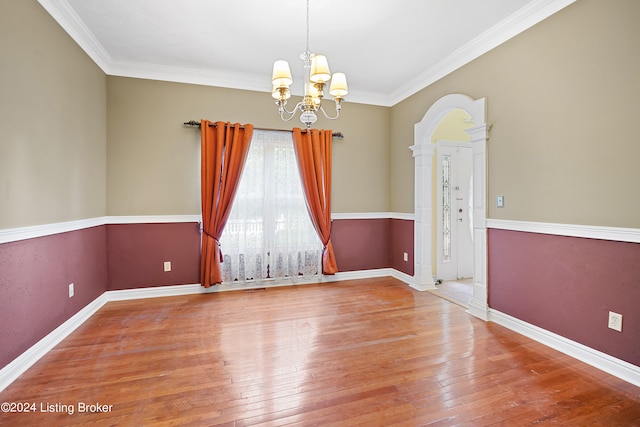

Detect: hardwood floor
1,277,638,426
428,279,473,308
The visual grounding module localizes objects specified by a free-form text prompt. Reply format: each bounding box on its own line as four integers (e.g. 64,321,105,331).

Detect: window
220,130,322,284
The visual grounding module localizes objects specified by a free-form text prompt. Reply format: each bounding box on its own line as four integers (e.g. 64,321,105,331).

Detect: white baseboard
0,294,109,392
107,268,415,299
467,299,490,321
390,269,416,287
490,309,640,388
0,268,416,392
107,283,204,300
6,272,637,394
332,268,393,281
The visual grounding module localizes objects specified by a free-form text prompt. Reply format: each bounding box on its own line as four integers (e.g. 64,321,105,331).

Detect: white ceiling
38,0,575,106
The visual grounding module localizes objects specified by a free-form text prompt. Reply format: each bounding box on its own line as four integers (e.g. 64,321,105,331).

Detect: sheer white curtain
220,130,322,284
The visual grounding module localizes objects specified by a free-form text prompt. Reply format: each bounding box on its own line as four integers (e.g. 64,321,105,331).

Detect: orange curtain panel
292,128,338,275
200,121,254,287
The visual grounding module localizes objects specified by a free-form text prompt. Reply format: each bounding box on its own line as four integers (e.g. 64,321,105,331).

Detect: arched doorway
410,94,489,320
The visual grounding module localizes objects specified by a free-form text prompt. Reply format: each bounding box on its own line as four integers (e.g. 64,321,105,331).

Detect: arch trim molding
410,94,489,320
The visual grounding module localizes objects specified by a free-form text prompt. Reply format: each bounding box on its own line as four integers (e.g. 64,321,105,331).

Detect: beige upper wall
6,0,638,228
107,77,390,215
391,0,640,228
0,0,107,229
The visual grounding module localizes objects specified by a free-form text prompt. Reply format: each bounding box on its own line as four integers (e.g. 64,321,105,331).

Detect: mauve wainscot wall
0,226,108,370
488,228,640,367
107,218,414,291
332,218,414,276
0,217,414,371
390,219,414,276
106,222,201,290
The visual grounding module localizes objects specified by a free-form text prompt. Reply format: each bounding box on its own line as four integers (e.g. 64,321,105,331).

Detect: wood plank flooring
428,279,473,308
1,277,638,426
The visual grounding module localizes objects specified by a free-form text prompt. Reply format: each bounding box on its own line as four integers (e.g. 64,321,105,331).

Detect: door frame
410,94,489,320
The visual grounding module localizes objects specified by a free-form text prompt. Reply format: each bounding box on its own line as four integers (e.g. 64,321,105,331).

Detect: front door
436,143,473,281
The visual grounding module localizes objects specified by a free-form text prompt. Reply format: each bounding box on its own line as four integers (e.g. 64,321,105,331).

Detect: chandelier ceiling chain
271,0,348,128
305,0,310,55
300,0,311,66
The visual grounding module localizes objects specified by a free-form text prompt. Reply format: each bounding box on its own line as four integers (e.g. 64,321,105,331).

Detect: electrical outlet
496,195,504,208
403,252,408,262
164,261,172,272
608,311,622,332
68,283,74,298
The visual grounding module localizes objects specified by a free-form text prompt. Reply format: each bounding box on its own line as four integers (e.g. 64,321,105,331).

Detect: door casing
410,94,489,320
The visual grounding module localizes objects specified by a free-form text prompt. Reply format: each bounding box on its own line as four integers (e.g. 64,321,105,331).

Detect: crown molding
386,0,577,105
106,60,389,107
107,60,268,94
37,0,112,72
38,0,577,107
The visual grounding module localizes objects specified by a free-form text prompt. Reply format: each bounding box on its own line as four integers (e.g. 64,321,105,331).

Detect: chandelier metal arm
278,101,304,121
281,101,302,116
319,104,341,120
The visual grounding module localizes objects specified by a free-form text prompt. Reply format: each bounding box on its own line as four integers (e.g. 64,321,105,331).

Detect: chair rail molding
487,219,640,243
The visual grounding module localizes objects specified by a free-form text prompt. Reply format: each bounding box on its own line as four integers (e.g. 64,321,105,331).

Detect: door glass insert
442,154,451,261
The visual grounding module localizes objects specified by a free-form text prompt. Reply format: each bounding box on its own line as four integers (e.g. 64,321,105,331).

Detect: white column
409,143,436,291
465,124,489,320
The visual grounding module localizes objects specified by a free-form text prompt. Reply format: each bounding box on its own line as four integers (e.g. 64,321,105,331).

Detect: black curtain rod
183,121,344,139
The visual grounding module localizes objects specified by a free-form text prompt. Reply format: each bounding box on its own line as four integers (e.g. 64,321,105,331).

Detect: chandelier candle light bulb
270,0,348,128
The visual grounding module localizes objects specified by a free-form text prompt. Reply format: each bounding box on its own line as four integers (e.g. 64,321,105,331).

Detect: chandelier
271,0,348,128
